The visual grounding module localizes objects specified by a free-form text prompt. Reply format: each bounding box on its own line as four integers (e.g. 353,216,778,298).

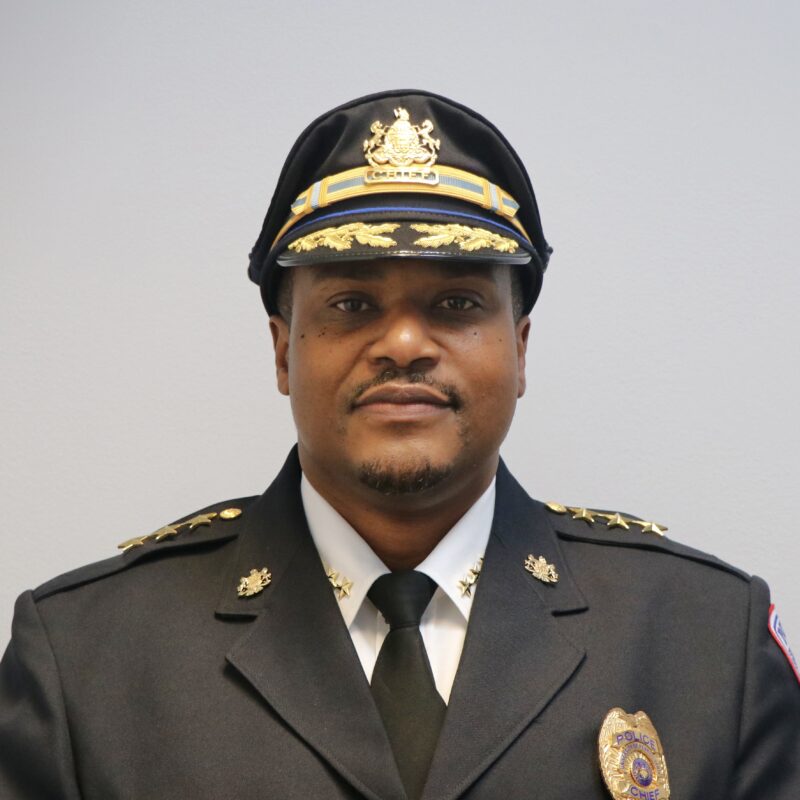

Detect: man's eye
333,298,371,312
437,297,477,311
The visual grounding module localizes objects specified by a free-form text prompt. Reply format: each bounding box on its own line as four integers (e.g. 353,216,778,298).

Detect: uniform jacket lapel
422,461,588,800
216,452,587,800
217,450,406,800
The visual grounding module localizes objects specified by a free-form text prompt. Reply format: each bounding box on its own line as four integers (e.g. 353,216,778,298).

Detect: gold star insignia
237,567,272,597
569,507,596,524
545,501,668,537
524,554,559,584
638,521,667,537
185,512,218,531
605,512,630,530
457,558,484,598
326,568,353,601
116,507,235,552
117,534,155,552
153,524,180,541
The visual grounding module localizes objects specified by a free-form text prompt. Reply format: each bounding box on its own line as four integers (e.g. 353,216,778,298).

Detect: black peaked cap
248,89,552,315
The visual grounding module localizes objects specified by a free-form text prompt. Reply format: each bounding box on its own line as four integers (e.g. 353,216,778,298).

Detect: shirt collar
301,474,388,628
301,473,496,627
416,479,495,620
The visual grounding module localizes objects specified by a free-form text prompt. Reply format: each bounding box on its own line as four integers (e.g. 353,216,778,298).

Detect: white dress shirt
301,474,495,704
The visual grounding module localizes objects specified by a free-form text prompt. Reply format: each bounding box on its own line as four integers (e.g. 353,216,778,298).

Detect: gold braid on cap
272,165,529,247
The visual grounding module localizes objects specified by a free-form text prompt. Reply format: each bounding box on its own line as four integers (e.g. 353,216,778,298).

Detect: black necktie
368,571,446,800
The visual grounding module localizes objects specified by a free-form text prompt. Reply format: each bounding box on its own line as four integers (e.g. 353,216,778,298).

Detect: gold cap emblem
598,708,670,799
363,107,440,184
237,567,272,598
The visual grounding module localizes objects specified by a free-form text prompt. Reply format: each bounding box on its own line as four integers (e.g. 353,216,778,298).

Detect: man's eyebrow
308,261,498,283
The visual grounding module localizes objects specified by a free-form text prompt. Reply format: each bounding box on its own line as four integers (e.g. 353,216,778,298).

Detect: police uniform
1,90,798,799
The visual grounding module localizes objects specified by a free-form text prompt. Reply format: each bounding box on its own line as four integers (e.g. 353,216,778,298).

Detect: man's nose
366,308,441,370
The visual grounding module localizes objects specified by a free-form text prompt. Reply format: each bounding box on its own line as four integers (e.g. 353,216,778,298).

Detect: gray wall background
2,1,798,647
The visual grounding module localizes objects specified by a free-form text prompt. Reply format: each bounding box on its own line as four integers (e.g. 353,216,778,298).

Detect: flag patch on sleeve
769,604,800,685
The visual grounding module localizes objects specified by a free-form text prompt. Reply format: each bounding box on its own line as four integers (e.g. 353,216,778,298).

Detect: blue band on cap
282,204,529,247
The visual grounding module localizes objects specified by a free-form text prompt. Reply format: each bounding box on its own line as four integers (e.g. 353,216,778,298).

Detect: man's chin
357,457,453,496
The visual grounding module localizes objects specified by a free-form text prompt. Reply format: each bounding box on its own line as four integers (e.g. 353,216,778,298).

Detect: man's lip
354,384,452,408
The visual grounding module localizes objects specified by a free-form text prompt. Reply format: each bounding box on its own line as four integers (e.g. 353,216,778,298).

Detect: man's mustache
348,369,463,411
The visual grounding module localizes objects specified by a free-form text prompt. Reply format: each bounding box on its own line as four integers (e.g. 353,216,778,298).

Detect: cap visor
274,196,532,267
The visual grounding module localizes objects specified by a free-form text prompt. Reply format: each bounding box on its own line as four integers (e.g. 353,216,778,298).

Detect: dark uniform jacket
1,449,798,798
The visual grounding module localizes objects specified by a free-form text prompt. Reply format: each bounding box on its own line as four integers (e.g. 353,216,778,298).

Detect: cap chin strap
271,164,530,248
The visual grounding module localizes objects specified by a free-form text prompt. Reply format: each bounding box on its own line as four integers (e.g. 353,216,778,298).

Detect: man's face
270,258,530,501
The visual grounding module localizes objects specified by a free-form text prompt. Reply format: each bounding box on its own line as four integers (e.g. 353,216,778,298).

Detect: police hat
248,89,552,315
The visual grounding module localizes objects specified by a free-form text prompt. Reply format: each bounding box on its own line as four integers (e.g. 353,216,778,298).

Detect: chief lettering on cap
248,89,552,315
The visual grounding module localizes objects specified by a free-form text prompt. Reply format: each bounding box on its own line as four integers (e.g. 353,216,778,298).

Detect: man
0,90,797,799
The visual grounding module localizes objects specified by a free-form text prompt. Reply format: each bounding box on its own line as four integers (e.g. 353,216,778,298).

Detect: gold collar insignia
237,567,272,598
326,568,353,601
457,558,484,598
524,554,559,584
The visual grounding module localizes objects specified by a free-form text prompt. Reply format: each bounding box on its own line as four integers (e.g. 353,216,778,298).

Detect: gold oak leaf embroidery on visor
287,222,401,253
410,223,518,254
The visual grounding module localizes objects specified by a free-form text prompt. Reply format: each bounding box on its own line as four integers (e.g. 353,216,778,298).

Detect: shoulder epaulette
116,505,244,552
33,496,256,601
544,500,749,581
544,502,668,537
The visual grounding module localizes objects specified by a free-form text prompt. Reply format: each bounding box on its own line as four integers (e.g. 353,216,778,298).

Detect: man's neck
299,454,498,571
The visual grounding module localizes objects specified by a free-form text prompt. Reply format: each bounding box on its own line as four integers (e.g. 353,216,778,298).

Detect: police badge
598,708,671,800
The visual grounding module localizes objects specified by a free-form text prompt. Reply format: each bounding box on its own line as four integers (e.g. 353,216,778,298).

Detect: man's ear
515,315,531,398
269,315,290,396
